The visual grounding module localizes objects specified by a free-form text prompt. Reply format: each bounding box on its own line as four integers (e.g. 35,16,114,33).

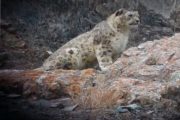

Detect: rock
0,69,96,98
46,50,53,55
139,0,179,18
30,99,51,108
116,107,129,113
49,97,73,108
146,110,154,115
7,93,21,98
171,6,180,31
0,34,180,109
126,104,142,110
170,71,180,82
116,104,141,113
63,104,78,112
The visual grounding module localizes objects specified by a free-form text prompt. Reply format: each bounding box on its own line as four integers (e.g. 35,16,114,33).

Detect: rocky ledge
0,34,180,110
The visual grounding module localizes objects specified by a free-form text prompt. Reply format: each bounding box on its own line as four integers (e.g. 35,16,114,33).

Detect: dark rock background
0,0,180,69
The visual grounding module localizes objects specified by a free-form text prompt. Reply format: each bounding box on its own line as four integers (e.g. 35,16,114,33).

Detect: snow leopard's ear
115,8,125,16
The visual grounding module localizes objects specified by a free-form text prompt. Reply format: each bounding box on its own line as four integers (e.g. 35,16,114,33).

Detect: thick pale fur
43,9,140,71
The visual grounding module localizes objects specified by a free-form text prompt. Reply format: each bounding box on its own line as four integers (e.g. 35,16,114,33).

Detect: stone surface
0,34,179,106
0,33,180,120
171,6,180,31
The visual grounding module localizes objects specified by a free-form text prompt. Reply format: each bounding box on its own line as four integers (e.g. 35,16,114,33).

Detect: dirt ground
0,95,180,120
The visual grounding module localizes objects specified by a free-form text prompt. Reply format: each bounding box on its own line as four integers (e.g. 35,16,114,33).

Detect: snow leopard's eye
128,14,133,17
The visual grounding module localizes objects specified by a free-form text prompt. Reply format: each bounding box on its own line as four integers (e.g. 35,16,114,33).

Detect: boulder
0,34,179,108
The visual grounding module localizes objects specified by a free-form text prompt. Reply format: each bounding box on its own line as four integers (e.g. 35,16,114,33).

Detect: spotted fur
43,9,140,71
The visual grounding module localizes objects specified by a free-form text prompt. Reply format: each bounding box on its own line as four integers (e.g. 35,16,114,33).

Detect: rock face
0,34,179,109
0,33,180,120
0,20,39,69
171,6,180,30
1,0,179,69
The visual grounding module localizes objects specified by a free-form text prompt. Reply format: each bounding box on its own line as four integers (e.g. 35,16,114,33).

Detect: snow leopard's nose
136,19,140,24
